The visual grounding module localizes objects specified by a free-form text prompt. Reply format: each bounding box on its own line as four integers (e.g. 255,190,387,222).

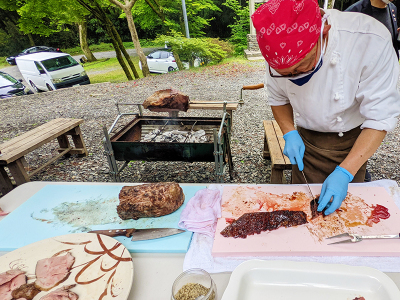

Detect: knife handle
89,229,136,237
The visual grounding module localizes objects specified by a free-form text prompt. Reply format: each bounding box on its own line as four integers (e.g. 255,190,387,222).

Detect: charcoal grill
103,102,236,182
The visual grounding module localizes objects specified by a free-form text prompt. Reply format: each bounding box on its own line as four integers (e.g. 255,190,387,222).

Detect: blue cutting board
0,184,206,253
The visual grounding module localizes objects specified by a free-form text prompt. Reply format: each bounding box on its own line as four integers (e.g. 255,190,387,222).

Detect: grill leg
103,126,120,182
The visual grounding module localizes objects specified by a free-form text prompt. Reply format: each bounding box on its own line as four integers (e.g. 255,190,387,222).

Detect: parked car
139,50,199,74
16,52,90,92
6,46,62,65
0,71,32,99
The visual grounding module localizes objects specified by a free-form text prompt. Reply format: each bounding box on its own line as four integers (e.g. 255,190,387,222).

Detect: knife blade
88,228,185,241
301,170,315,200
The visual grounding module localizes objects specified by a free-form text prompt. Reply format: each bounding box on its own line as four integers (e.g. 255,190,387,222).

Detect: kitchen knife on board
88,228,185,241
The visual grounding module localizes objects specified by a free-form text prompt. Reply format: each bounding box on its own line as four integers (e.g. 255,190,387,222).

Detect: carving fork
326,232,400,245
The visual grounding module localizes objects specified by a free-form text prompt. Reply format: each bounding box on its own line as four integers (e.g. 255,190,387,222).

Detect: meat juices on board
220,186,391,241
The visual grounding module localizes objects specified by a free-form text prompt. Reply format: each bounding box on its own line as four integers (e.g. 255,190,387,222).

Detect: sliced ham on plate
39,284,78,300
34,252,75,291
0,269,26,300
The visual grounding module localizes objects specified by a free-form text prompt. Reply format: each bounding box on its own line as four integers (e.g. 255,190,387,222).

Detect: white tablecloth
184,180,400,273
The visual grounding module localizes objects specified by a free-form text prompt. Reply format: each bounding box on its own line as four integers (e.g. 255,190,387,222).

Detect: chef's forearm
340,128,387,176
271,104,296,135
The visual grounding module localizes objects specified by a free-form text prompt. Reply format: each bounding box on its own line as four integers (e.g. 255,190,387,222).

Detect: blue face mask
289,58,323,86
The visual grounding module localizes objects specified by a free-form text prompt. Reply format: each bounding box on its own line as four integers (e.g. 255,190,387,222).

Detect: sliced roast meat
142,89,189,112
11,283,41,300
34,252,75,291
39,284,78,300
0,270,26,300
117,182,184,220
0,269,25,286
220,210,308,238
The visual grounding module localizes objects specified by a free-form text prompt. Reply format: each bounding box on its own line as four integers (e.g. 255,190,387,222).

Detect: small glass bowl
171,268,217,300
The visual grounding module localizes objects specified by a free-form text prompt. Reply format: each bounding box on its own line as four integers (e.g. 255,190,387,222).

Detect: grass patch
64,40,164,56
84,56,147,83
0,57,11,68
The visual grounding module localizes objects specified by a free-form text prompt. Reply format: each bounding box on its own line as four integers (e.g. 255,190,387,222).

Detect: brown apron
291,126,367,184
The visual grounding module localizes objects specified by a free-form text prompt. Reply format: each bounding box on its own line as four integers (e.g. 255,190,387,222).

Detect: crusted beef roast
142,89,189,112
117,182,184,220
220,211,308,239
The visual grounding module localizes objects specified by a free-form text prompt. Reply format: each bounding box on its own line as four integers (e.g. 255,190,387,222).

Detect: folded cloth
178,186,222,237
183,180,400,273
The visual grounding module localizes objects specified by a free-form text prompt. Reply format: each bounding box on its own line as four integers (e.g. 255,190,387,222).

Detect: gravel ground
1,60,399,190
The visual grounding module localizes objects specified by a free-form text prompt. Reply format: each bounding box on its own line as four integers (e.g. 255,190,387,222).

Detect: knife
301,170,315,200
88,228,185,241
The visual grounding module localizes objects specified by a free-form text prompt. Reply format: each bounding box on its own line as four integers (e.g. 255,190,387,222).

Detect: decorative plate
0,233,133,300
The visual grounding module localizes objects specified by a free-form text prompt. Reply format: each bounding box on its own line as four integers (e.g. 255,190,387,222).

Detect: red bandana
251,0,322,69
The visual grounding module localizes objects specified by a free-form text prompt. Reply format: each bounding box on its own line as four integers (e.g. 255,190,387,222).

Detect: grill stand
103,101,237,183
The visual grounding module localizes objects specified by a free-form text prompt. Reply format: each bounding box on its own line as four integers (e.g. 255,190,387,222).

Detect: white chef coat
266,9,400,134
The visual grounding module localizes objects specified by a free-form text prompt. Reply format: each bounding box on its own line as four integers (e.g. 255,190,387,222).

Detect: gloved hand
283,130,305,171
318,166,354,215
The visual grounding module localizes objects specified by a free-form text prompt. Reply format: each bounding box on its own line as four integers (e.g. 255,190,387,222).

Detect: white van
15,52,90,92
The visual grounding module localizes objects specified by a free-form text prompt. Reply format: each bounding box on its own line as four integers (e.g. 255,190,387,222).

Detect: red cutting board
212,185,400,257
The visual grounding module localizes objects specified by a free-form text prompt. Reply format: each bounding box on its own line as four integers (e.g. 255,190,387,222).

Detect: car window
41,56,79,72
35,62,45,72
0,73,18,87
160,52,170,59
149,51,161,59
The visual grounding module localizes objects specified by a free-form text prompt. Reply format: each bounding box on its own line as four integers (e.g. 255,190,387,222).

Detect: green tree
155,35,229,69
107,0,150,76
132,0,221,37
223,0,249,54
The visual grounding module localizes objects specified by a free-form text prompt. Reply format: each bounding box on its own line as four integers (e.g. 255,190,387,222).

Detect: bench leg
57,134,71,158
270,167,285,184
7,158,30,186
263,135,270,159
0,166,14,195
71,126,88,156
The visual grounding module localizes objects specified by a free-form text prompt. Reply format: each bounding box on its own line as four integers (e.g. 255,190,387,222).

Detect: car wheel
168,66,176,72
30,81,41,93
46,84,54,91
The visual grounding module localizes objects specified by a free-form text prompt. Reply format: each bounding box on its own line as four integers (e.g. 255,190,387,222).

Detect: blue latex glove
318,166,354,215
283,130,305,171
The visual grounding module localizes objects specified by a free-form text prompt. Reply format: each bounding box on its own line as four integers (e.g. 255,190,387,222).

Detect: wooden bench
0,118,88,195
263,120,292,184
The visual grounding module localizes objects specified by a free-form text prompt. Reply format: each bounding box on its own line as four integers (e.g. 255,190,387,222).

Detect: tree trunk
78,20,97,62
124,8,151,77
105,24,133,81
27,33,35,46
109,21,140,79
171,49,184,70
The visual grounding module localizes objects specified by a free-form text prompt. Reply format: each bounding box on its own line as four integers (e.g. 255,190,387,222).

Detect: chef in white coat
252,0,400,215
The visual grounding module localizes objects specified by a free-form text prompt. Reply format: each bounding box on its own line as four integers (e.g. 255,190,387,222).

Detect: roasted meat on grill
117,182,184,220
142,89,189,112
220,211,308,238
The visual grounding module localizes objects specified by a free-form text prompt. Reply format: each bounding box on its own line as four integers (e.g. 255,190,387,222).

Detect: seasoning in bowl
171,269,217,300
174,282,215,300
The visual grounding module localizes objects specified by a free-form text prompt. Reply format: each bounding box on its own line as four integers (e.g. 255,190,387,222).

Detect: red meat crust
117,182,184,220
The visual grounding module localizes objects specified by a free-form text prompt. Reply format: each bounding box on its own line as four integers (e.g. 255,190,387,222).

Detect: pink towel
178,188,222,237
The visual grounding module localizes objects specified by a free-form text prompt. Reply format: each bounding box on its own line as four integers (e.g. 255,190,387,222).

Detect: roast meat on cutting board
117,182,184,220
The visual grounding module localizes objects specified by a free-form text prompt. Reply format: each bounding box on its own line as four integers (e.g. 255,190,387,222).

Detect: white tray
221,260,400,300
